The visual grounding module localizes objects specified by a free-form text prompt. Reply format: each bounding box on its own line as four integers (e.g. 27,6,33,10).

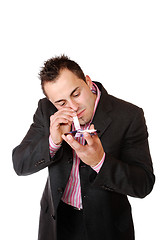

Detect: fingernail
67,135,72,140
84,132,89,137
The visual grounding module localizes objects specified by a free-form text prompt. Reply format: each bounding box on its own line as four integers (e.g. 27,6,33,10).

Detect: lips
77,109,86,118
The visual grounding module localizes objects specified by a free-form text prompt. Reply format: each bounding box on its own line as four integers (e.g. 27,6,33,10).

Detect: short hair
39,55,86,96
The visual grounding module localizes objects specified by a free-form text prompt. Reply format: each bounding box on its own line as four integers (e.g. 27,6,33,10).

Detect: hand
62,125,104,167
50,108,76,145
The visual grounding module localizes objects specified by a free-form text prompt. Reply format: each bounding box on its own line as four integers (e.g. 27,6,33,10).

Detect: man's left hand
62,125,104,167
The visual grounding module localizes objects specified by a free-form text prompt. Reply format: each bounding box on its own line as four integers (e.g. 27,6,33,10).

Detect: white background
0,0,160,239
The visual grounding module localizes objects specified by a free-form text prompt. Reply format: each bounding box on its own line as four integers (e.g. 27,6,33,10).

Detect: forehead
44,69,86,101
56,69,83,88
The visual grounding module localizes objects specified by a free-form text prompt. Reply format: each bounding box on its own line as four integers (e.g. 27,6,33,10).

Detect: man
12,55,155,240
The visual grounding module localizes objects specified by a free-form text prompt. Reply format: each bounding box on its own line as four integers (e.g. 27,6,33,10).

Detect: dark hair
39,54,86,96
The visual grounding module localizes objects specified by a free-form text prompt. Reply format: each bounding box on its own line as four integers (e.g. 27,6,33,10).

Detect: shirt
49,82,105,209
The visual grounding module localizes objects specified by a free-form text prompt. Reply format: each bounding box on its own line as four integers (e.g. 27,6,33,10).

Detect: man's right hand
50,108,76,145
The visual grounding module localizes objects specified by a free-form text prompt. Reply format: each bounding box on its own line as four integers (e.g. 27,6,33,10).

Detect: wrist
91,159,101,167
49,135,62,146
91,152,105,173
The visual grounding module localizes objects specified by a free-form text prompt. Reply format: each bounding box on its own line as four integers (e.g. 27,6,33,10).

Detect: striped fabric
49,82,105,209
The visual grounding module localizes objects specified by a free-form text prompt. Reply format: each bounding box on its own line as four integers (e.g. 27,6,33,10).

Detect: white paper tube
73,115,81,130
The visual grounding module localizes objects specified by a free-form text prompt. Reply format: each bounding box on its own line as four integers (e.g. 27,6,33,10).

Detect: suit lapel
92,82,112,138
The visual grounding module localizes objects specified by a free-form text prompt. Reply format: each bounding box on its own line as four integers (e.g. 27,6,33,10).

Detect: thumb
89,124,95,130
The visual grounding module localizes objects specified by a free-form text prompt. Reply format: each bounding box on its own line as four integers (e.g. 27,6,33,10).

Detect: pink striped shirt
49,82,105,209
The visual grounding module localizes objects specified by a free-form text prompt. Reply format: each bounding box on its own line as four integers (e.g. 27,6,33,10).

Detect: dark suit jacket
12,82,155,240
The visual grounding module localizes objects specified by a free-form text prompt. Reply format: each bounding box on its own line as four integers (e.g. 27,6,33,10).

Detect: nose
68,99,79,112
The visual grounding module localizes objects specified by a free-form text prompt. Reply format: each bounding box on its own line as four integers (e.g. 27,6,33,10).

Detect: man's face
44,69,96,125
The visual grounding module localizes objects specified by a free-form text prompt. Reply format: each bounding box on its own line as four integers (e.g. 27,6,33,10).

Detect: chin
79,117,90,126
78,118,86,125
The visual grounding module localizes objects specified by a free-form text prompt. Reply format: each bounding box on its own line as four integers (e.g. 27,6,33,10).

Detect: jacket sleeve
12,99,62,176
93,108,155,198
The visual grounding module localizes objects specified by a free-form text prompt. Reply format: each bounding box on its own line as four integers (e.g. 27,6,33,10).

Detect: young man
12,55,155,240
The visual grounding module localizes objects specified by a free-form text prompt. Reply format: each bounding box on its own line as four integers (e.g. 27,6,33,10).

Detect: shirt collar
82,82,101,129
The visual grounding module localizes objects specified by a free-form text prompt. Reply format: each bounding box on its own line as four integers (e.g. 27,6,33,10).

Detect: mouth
77,109,86,118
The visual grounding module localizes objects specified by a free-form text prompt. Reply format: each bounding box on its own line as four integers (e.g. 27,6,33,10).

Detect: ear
85,75,93,89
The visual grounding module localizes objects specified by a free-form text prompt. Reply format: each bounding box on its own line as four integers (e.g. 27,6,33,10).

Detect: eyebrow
54,87,80,104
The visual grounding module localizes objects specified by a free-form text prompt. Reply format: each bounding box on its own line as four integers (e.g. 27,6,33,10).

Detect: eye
73,91,80,97
58,101,66,107
60,102,66,106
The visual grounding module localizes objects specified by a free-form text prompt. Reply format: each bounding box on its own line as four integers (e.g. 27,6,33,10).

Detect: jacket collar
92,82,112,138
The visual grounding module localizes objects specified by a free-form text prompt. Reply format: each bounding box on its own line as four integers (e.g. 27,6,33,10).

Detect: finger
84,124,99,145
83,132,94,146
50,118,68,127
62,134,82,151
51,114,73,122
50,109,76,121
59,107,75,112
56,108,76,117
50,115,73,126
89,124,95,130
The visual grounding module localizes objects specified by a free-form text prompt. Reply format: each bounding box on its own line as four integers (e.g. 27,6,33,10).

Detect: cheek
80,90,92,104
80,95,94,117
85,94,94,108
